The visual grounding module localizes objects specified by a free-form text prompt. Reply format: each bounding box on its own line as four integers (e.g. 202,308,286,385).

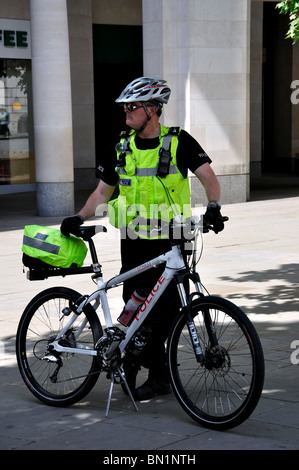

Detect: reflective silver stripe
162,133,173,150
118,165,178,176
127,226,169,240
137,165,178,176
23,235,60,255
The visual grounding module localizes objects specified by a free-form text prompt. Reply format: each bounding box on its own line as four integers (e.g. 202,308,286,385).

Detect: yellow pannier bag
22,225,87,268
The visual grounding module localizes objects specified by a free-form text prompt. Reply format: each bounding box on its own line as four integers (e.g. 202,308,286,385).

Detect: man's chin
126,120,136,130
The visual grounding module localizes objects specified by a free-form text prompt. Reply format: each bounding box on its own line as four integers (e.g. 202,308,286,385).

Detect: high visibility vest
108,125,192,239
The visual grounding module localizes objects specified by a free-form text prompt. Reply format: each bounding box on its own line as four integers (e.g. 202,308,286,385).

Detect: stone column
30,0,74,216
143,0,251,204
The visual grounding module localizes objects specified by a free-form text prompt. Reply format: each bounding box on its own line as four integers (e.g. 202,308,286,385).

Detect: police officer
61,77,227,400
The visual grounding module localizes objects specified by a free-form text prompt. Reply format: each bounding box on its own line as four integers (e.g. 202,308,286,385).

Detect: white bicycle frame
51,243,204,357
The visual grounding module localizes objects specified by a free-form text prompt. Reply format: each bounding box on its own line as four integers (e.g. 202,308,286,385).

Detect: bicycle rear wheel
16,287,103,407
167,295,264,430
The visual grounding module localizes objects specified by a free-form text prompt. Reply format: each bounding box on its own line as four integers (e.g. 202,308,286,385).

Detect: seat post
88,238,99,264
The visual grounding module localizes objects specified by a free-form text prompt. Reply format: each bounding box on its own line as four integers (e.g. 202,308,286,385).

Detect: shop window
0,59,34,187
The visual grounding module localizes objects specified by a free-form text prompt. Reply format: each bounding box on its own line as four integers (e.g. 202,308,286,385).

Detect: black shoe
121,359,140,396
134,377,171,401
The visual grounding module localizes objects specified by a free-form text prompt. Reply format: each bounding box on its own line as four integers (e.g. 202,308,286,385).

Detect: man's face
123,101,146,129
123,101,156,130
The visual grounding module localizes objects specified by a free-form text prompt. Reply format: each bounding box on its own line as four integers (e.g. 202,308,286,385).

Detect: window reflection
0,59,34,186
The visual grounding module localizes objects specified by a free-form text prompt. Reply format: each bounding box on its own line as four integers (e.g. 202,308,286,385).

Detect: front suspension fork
176,272,218,364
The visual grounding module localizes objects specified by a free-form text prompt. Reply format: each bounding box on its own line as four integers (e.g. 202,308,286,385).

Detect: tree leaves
276,0,299,44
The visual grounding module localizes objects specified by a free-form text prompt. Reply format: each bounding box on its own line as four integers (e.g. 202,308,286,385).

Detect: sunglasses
123,103,144,112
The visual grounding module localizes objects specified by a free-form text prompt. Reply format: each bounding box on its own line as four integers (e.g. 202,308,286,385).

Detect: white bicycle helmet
115,77,171,104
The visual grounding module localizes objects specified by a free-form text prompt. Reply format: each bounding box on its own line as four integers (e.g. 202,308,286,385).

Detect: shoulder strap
116,131,134,170
161,127,180,151
157,127,180,177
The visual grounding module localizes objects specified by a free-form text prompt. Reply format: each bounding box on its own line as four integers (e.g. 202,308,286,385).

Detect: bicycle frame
51,242,204,358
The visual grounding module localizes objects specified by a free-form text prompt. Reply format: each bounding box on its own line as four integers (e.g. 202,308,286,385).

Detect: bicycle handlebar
74,214,229,240
202,215,229,233
76,224,107,240
172,214,229,234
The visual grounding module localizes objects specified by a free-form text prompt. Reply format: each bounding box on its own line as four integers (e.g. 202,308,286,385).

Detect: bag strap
157,127,180,178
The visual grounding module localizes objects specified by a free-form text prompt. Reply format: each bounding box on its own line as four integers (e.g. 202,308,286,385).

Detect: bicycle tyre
16,287,103,407
167,295,264,430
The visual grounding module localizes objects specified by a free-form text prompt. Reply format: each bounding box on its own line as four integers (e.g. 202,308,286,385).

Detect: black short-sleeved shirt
96,128,212,185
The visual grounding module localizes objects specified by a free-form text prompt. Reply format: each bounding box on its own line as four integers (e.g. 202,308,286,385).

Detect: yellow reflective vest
108,125,192,239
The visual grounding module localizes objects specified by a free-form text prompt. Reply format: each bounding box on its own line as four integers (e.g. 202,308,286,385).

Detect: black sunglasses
123,103,144,112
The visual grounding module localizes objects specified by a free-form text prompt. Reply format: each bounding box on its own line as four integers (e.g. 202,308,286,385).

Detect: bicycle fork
176,273,218,365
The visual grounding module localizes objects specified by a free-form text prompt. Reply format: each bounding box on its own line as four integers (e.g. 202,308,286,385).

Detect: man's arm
194,162,221,202
194,163,227,233
78,180,116,221
60,180,116,237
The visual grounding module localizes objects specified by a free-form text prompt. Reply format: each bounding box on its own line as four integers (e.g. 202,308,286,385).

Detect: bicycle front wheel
167,295,264,430
16,287,103,407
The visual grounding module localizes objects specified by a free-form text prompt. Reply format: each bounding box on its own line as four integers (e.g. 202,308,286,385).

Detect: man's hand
60,215,84,237
203,204,227,234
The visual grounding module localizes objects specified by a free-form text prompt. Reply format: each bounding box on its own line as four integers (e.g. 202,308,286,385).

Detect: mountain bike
16,216,265,430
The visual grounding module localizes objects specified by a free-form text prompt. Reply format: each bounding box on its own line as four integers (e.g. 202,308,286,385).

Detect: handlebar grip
202,215,229,233
77,225,107,240
95,225,107,233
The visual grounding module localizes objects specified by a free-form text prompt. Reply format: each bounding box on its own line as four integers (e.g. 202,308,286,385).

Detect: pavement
0,177,299,452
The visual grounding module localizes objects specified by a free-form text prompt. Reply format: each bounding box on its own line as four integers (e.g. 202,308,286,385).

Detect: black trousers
120,234,180,381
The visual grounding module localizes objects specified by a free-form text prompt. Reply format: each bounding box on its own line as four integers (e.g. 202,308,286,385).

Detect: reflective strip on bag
23,235,60,255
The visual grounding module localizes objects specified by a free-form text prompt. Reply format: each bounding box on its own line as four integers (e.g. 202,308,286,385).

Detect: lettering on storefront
0,30,28,48
0,20,31,59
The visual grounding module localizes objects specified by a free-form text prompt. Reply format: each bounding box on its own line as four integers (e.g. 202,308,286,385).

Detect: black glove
60,215,84,237
203,205,226,234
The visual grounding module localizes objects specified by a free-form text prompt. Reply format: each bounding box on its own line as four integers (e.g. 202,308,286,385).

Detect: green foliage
0,59,29,94
276,0,299,44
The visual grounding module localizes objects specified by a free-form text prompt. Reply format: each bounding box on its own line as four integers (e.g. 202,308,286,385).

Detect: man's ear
149,106,158,118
